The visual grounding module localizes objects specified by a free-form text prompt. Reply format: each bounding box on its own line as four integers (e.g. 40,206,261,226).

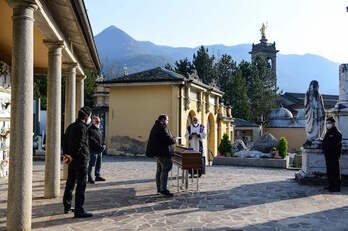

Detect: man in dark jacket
63,106,93,218
88,116,106,184
322,117,342,192
146,114,176,197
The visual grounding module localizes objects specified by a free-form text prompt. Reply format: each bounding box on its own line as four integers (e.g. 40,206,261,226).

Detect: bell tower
249,23,279,81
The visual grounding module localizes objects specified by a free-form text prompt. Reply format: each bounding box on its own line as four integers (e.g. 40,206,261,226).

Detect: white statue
304,80,326,145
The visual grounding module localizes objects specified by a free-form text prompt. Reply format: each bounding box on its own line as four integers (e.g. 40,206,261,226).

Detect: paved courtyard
1,156,348,231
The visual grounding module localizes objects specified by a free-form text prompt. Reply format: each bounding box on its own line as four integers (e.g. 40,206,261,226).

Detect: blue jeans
88,152,102,180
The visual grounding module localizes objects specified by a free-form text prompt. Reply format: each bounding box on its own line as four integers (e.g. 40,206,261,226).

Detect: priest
185,116,206,175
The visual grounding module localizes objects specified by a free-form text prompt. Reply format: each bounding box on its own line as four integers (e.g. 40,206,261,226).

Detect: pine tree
193,46,215,84
174,58,194,77
164,63,174,71
215,54,237,100
228,70,251,120
248,55,277,121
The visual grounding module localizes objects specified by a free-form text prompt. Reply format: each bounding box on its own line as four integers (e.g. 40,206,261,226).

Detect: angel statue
304,80,326,146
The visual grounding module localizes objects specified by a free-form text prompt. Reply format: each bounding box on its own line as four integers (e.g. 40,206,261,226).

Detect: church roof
269,107,294,120
280,92,338,112
102,67,185,84
100,67,224,95
234,118,260,128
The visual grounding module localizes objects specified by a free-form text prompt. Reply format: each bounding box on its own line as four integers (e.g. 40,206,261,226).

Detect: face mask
95,124,100,128
327,123,332,130
86,117,92,125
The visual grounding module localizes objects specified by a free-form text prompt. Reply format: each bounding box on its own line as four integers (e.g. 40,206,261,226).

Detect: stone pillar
76,76,84,115
332,64,348,149
63,63,77,179
44,40,64,198
330,64,348,176
7,1,37,230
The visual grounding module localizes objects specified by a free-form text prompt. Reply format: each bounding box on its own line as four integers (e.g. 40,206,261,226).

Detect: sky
85,0,348,63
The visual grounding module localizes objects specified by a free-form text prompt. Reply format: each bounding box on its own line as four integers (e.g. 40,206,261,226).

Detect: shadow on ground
29,178,346,229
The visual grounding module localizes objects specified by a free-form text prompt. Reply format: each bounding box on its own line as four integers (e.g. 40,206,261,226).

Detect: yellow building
98,67,233,162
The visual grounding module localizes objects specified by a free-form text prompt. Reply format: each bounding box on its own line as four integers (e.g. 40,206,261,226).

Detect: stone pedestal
295,145,326,183
296,143,348,185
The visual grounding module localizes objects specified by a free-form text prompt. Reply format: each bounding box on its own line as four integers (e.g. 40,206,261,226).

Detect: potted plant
218,134,232,157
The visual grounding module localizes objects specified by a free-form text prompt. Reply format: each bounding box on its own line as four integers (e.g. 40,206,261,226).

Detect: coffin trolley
170,146,203,192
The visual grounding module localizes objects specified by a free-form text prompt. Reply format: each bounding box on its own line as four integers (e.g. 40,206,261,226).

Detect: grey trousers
156,156,173,192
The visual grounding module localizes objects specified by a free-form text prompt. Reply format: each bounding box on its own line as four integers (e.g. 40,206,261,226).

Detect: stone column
7,1,37,230
76,76,84,115
44,40,64,198
63,63,77,179
332,64,348,149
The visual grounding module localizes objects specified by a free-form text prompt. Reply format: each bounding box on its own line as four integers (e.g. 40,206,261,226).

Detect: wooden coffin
173,146,202,170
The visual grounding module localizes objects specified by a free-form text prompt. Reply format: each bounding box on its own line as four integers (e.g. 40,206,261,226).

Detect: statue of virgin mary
304,80,326,145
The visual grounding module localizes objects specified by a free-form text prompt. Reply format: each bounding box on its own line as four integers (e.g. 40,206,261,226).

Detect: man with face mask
63,106,93,218
322,117,342,192
88,116,106,184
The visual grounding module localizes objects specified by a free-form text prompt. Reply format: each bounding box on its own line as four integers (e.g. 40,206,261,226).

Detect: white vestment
185,124,206,156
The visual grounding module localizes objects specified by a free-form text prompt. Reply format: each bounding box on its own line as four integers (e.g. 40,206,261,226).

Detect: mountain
95,25,339,94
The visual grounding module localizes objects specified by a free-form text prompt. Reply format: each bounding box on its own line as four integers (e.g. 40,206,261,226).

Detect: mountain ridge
95,25,339,94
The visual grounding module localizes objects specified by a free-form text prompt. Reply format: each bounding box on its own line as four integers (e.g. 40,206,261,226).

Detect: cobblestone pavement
1,156,348,231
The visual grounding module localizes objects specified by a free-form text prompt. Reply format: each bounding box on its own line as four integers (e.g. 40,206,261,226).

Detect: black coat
323,127,342,159
63,120,89,162
88,124,104,154
146,120,176,158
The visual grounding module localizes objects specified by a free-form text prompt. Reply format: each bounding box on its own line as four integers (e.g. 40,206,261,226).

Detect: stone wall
213,156,286,169
265,127,306,152
108,136,147,156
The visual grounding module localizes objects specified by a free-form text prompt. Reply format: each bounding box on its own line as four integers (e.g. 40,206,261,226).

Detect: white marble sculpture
304,80,326,145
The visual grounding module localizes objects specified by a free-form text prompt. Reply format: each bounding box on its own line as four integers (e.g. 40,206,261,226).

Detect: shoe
160,190,174,197
329,188,341,193
64,207,70,214
74,211,93,218
95,176,106,182
88,179,95,184
64,207,74,214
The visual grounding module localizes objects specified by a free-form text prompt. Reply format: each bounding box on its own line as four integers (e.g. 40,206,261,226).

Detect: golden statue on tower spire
260,23,267,39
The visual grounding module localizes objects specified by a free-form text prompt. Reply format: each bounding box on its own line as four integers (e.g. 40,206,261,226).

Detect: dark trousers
156,157,173,192
325,154,341,191
63,160,88,214
88,152,102,180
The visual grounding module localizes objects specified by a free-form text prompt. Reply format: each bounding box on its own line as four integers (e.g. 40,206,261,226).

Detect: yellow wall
106,83,232,159
107,85,179,154
265,127,306,152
